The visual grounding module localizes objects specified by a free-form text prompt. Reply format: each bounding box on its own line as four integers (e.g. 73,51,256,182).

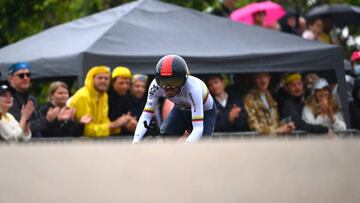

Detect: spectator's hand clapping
228,104,241,123
57,107,75,121
46,106,60,122
126,116,138,133
21,100,35,121
80,114,93,124
319,99,330,114
20,100,34,133
114,112,132,128
319,99,335,122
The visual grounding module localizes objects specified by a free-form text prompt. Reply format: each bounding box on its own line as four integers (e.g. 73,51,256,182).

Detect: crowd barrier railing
1,129,359,144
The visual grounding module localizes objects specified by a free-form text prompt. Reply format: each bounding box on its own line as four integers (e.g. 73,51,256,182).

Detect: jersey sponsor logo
148,84,159,99
189,92,196,112
160,56,174,76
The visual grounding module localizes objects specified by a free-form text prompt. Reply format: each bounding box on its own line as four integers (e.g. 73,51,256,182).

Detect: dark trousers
160,105,216,138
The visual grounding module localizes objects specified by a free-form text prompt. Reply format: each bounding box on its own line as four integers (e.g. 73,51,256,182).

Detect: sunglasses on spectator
15,73,31,79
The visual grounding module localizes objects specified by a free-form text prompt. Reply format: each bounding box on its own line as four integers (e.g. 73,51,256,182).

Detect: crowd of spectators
209,0,343,45
1,0,360,142
2,56,360,142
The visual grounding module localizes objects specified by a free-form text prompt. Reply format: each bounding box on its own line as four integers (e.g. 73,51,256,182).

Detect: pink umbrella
230,1,285,27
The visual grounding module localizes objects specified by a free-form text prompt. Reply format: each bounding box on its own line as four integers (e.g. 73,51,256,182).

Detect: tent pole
335,61,350,128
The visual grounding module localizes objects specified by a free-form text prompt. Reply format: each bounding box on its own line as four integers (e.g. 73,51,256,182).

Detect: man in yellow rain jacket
69,66,131,137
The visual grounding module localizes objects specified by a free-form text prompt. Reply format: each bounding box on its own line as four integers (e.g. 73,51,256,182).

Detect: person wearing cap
351,50,360,79
128,74,149,119
68,66,132,137
0,83,34,142
8,62,58,138
108,66,137,135
278,73,328,134
349,79,360,130
302,78,346,131
338,51,360,105
244,72,295,135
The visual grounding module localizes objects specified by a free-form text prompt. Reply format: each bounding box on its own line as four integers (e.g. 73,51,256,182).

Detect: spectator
278,73,328,134
68,66,131,137
302,78,346,130
252,10,280,30
318,16,339,44
303,73,319,98
39,81,91,137
298,16,307,34
331,60,356,109
211,0,238,17
8,62,58,137
341,51,360,104
252,11,265,27
279,9,298,35
302,18,323,40
244,72,295,135
206,74,248,132
343,50,360,101
349,79,360,130
343,60,355,102
351,50,360,79
108,66,137,134
0,83,34,142
129,74,148,119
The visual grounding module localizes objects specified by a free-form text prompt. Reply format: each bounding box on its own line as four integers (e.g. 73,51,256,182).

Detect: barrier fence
1,129,359,144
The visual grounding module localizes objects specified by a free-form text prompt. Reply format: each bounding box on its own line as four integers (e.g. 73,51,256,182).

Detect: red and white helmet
155,55,189,89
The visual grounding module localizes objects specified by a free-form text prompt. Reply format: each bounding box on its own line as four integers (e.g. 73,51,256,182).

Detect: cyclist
133,55,216,143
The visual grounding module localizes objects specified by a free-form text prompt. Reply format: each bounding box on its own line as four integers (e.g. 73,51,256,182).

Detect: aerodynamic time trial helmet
155,55,189,89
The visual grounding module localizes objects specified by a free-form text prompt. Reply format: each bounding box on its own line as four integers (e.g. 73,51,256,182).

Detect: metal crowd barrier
211,129,360,140
0,129,356,144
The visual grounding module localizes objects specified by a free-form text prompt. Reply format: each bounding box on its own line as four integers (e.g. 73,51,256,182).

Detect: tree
1,0,358,48
0,0,131,47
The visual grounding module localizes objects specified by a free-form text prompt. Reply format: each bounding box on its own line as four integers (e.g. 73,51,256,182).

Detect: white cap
312,78,329,94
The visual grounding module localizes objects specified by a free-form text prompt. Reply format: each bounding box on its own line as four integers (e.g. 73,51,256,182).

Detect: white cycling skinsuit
133,75,214,143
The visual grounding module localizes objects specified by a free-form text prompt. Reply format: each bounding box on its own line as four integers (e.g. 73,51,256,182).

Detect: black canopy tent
0,0,348,125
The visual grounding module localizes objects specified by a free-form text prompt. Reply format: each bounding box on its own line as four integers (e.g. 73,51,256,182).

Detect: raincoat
69,66,111,137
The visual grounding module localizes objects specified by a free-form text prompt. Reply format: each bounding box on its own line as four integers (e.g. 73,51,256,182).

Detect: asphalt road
1,137,359,203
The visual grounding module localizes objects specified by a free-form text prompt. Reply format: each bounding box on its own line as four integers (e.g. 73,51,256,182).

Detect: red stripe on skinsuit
160,56,175,76
203,91,209,104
